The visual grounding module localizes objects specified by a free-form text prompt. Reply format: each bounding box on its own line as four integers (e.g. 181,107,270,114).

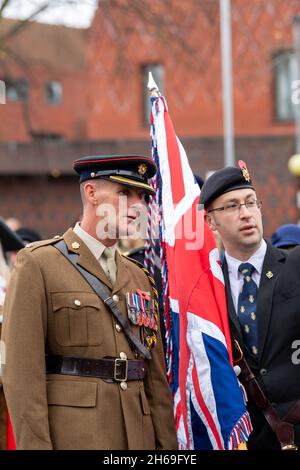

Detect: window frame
45,80,63,105
273,49,297,123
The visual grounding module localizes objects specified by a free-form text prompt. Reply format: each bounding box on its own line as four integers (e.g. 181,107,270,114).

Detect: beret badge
238,160,251,183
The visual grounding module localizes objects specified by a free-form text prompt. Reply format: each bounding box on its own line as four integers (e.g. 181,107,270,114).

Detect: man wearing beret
1,155,177,450
200,161,300,450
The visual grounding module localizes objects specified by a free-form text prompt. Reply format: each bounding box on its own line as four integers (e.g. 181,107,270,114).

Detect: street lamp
288,154,300,224
288,153,300,176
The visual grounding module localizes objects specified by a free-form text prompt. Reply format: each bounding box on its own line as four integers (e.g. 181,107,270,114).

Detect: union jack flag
148,91,252,450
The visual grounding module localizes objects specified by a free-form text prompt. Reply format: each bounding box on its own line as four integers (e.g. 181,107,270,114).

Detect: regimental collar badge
138,163,147,176
238,160,251,182
71,241,80,250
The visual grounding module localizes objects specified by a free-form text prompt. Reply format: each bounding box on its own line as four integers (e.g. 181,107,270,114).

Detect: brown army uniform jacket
1,229,178,450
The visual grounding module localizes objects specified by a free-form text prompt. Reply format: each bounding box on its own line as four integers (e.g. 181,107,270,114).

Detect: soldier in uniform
1,155,178,450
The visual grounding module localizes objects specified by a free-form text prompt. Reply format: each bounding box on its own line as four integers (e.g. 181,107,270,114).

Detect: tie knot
238,262,255,277
103,247,114,260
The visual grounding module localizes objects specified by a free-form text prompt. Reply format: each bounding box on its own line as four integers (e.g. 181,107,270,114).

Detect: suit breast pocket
51,292,103,347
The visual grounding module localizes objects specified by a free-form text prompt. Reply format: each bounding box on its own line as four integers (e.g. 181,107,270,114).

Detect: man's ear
84,182,96,203
205,212,217,231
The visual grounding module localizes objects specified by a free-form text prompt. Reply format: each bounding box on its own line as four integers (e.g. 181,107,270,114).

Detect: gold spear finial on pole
147,72,160,97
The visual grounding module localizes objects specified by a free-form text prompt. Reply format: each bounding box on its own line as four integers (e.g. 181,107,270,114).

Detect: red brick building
0,19,87,142
0,0,300,237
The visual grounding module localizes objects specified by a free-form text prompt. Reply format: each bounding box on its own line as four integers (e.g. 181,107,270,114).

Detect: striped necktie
237,262,258,357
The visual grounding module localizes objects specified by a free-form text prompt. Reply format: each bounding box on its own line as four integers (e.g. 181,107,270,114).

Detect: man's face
93,179,148,240
205,188,263,258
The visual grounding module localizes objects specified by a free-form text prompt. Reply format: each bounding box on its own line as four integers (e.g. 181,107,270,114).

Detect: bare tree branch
0,0,12,19
0,1,59,42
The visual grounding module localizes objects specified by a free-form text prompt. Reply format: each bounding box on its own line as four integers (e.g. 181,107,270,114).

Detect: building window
46,81,62,105
273,51,297,121
142,64,164,125
5,78,28,102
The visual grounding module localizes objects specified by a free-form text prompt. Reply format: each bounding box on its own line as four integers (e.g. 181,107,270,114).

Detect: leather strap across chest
233,339,300,450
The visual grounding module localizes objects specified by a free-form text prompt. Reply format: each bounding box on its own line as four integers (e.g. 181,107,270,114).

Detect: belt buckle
281,444,298,451
61,357,78,375
114,358,128,382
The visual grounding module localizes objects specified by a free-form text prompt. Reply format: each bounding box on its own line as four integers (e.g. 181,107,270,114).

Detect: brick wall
0,137,298,239
85,0,300,140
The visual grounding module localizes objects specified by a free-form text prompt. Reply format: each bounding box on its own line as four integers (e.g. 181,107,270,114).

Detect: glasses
207,199,262,214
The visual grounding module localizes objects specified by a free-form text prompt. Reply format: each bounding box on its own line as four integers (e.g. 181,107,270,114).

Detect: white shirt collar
225,239,267,280
73,222,117,260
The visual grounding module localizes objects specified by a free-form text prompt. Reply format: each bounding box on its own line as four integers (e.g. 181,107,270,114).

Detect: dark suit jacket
223,242,300,449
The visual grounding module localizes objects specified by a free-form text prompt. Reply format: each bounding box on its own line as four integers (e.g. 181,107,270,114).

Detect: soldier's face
93,180,148,240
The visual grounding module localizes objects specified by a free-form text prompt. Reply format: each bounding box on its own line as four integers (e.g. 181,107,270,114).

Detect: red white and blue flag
148,90,252,450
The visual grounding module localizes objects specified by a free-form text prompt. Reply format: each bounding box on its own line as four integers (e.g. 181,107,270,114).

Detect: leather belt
46,355,146,382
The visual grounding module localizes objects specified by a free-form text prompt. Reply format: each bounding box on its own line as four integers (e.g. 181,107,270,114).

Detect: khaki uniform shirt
1,229,177,450
73,222,117,277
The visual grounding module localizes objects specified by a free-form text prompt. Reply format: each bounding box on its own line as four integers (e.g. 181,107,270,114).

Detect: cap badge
71,241,80,250
238,160,251,183
138,163,147,176
266,271,273,279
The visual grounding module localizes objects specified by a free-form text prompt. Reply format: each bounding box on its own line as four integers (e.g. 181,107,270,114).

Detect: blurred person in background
5,218,21,232
0,218,24,449
271,223,300,251
15,227,42,245
8,228,42,266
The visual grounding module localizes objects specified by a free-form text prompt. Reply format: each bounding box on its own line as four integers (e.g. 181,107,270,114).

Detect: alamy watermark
0,80,5,104
94,196,205,250
291,340,300,365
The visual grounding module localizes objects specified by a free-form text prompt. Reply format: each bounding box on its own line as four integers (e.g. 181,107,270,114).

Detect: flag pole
147,72,160,97
144,72,160,279
220,0,235,166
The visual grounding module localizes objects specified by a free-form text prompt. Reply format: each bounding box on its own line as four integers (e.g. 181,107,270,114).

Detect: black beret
73,155,157,195
199,161,255,207
0,217,24,252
